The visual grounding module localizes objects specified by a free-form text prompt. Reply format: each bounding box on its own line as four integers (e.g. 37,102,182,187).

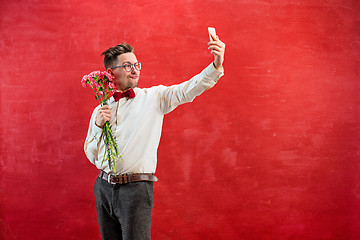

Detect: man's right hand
95,105,111,128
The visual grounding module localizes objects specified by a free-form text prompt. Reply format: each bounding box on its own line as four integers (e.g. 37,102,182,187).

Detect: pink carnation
81,70,117,104
104,71,113,80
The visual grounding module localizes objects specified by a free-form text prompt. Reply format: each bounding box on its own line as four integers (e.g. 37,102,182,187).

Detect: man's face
108,52,140,92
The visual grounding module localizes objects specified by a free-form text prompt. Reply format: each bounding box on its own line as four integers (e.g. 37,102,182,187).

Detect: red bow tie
113,89,136,102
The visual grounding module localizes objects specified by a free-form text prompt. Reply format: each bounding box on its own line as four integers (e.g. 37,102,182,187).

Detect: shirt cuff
92,120,103,140
204,62,224,79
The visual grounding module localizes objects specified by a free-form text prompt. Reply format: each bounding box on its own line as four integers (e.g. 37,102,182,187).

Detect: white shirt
84,63,224,175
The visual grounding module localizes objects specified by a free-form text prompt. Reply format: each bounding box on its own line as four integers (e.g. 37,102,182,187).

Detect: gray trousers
94,177,154,240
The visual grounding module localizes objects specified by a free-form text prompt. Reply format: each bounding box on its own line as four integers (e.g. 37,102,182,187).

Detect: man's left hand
208,34,226,70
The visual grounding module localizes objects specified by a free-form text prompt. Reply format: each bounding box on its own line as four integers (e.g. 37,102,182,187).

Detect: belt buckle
107,174,116,185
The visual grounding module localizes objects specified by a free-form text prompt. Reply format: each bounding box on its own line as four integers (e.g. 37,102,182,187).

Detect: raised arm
157,34,226,114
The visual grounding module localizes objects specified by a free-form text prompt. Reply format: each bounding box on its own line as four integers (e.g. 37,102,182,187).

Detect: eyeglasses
110,62,142,72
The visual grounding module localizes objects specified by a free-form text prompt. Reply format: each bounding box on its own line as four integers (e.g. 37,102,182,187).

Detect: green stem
101,121,121,173
90,85,102,105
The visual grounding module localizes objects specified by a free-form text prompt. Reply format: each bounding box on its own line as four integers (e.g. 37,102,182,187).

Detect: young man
84,33,225,240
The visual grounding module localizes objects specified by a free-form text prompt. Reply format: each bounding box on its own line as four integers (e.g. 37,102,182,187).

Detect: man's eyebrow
122,61,133,65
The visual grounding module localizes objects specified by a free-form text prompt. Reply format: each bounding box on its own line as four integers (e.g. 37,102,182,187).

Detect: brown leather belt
99,170,158,185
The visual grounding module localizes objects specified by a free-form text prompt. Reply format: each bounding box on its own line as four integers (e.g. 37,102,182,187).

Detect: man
84,33,225,240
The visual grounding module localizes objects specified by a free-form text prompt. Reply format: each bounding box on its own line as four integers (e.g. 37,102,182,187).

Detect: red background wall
1,0,360,239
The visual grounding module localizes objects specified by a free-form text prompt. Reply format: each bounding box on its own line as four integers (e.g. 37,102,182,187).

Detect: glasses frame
110,62,142,72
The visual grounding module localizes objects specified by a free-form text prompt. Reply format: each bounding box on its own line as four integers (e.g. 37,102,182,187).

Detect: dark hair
101,43,134,69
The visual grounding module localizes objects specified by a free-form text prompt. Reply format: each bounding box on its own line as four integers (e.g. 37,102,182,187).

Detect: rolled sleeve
204,62,224,81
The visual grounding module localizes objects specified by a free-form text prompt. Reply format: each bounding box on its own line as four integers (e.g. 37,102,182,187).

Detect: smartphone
208,27,216,41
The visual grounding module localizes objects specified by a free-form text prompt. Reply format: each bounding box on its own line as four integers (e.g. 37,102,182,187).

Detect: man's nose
131,67,139,73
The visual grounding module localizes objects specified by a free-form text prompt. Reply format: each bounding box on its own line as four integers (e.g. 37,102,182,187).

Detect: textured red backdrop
1,0,360,239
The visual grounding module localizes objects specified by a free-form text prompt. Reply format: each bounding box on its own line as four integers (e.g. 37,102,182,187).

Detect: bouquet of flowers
81,70,123,173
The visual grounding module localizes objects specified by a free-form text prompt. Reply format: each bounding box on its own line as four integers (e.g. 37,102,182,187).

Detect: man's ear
107,68,115,77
